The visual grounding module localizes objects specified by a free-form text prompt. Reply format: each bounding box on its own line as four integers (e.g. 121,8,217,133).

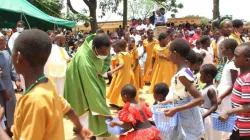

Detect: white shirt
200,48,213,65
145,24,155,31
193,47,201,53
8,32,20,52
130,34,141,45
136,24,146,31
44,44,70,78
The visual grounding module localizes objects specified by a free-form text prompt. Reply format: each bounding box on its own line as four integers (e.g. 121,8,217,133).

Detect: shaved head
54,34,66,47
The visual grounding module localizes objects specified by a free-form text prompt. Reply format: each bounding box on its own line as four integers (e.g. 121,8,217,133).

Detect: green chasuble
63,34,111,137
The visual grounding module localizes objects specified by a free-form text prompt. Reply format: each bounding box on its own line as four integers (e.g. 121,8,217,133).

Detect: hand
97,73,103,78
2,90,12,101
107,71,113,76
109,121,117,127
106,116,113,120
159,54,166,59
80,128,93,139
15,80,22,92
148,69,153,75
132,67,136,73
0,71,2,77
0,105,4,121
217,96,223,105
218,111,229,122
233,28,241,37
164,107,178,117
66,58,71,63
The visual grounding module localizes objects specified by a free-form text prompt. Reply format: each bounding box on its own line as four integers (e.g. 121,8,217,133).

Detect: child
107,39,136,108
149,32,177,94
143,29,159,84
128,37,144,89
110,84,160,140
152,82,169,140
163,38,205,140
153,82,169,105
199,64,220,140
193,39,202,53
219,42,250,140
0,29,92,140
217,39,239,139
194,53,206,89
200,35,214,65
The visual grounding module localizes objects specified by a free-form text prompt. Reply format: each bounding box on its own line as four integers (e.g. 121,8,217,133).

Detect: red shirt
192,33,201,41
183,36,194,48
231,72,250,136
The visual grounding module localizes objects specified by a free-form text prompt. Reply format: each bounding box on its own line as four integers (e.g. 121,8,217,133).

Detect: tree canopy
27,0,63,18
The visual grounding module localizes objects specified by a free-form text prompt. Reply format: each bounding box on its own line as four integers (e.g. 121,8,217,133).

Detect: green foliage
128,0,155,19
27,0,63,18
184,15,210,25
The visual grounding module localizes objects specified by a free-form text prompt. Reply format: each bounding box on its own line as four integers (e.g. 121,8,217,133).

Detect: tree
184,15,210,25
27,0,63,18
67,0,121,33
213,0,220,19
152,0,183,17
128,0,155,19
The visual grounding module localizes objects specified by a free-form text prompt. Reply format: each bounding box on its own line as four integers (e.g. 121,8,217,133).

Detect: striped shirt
231,72,250,136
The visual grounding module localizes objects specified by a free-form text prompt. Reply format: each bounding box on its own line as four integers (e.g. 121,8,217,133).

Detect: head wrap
219,19,231,29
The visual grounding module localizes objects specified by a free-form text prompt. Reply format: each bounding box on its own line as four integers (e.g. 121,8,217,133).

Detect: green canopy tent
0,0,76,30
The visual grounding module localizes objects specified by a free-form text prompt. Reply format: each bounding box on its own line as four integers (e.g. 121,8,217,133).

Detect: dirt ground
15,86,154,140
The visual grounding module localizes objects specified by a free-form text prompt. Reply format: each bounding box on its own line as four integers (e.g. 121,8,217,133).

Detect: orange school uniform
107,52,136,107
13,79,71,140
129,45,145,89
143,39,159,82
149,44,177,94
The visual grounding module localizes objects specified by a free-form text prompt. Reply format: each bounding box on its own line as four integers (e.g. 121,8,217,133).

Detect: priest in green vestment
63,33,111,138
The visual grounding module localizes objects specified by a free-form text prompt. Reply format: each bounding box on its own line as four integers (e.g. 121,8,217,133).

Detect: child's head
221,39,238,57
186,49,197,71
234,42,250,69
195,40,202,49
158,32,169,47
128,37,135,50
112,41,120,54
147,29,154,39
200,64,217,84
200,35,211,48
0,33,6,51
193,53,204,73
117,39,127,51
121,84,137,103
12,29,52,74
153,82,169,102
169,38,191,64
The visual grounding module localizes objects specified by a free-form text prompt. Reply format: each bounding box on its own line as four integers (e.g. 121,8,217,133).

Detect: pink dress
118,102,161,140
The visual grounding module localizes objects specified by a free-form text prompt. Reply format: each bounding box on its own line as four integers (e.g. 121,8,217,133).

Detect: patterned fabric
118,103,160,140
231,72,250,136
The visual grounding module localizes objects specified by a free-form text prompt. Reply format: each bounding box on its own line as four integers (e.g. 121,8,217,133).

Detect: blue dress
166,68,205,140
0,50,18,127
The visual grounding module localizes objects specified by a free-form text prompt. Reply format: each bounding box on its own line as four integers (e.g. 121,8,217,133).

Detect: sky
63,0,250,22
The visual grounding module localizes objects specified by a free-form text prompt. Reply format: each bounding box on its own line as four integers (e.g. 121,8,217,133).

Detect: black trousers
230,130,250,140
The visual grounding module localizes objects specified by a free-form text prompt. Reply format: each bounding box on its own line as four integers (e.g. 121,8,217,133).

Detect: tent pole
23,13,31,29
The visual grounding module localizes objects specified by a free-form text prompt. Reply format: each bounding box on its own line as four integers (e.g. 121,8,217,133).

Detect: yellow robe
143,39,159,82
129,46,145,89
107,52,136,107
211,40,219,65
13,79,70,140
149,44,177,94
229,33,243,45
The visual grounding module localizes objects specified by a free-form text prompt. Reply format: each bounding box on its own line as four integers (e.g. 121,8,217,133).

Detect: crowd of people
0,15,250,140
